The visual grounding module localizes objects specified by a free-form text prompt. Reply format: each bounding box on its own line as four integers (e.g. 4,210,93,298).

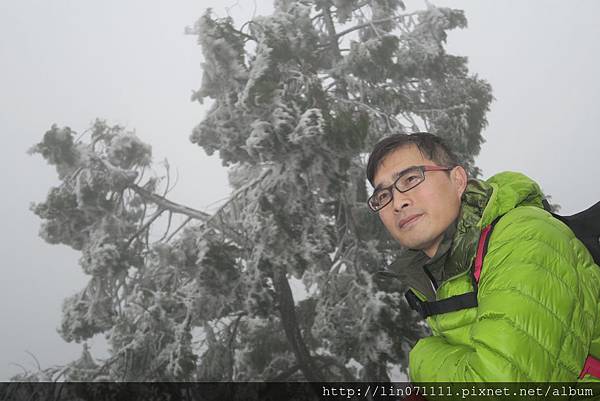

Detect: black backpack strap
404,216,503,319
405,289,478,319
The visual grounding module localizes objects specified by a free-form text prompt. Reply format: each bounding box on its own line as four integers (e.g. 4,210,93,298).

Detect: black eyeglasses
367,165,453,212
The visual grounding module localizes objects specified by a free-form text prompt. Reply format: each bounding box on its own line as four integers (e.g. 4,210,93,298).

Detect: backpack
543,199,600,266
404,200,600,379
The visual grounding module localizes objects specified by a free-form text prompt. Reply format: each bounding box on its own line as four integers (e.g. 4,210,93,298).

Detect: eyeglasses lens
370,191,391,211
395,168,424,192
368,168,425,211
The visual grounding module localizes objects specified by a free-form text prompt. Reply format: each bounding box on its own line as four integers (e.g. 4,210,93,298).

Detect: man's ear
451,166,468,197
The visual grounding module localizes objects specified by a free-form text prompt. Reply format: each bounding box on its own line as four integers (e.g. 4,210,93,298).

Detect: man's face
372,144,466,257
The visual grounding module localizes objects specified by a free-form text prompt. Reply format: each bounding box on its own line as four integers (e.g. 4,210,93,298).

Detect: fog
1,0,599,380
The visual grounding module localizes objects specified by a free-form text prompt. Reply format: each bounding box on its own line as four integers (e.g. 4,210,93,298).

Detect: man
366,132,600,381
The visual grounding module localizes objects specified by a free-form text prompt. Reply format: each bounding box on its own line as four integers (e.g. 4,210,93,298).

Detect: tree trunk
321,6,348,99
272,269,324,382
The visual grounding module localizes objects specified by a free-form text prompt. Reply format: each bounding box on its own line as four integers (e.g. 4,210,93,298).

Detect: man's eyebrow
373,165,418,191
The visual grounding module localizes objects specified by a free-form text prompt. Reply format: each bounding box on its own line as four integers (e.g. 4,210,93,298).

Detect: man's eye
376,191,391,202
404,174,419,183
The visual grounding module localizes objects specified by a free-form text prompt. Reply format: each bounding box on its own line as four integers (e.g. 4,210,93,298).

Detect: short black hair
366,132,461,186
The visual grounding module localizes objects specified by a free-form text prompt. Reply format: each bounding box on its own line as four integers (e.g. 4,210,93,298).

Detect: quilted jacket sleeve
409,207,600,382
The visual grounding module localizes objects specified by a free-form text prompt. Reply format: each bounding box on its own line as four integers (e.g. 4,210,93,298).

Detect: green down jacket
394,172,600,382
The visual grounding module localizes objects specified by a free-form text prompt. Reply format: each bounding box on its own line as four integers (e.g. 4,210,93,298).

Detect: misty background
1,0,599,380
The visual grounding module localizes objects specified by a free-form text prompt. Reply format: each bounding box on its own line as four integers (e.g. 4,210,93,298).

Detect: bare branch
416,104,467,113
165,216,193,243
203,167,272,224
139,193,148,226
168,167,180,195
25,350,42,371
357,6,383,39
162,160,171,198
158,211,173,243
8,362,29,376
135,166,146,186
74,127,92,144
131,185,211,221
228,312,246,350
126,207,166,248
226,23,257,42
332,12,420,40
144,223,151,251
424,116,431,132
337,97,399,132
65,167,84,188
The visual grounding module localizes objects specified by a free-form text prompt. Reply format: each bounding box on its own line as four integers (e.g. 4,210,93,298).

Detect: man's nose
391,188,412,212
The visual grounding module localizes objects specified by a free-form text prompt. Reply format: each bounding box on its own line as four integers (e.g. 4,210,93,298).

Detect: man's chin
396,236,439,254
396,238,426,251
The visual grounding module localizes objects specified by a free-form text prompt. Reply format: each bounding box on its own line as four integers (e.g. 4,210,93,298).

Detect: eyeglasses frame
367,165,454,212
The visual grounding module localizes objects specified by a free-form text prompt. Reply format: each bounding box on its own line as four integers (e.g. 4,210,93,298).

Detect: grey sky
1,0,599,380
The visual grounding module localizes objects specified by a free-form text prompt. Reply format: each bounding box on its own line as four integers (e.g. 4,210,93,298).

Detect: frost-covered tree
28,0,492,382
